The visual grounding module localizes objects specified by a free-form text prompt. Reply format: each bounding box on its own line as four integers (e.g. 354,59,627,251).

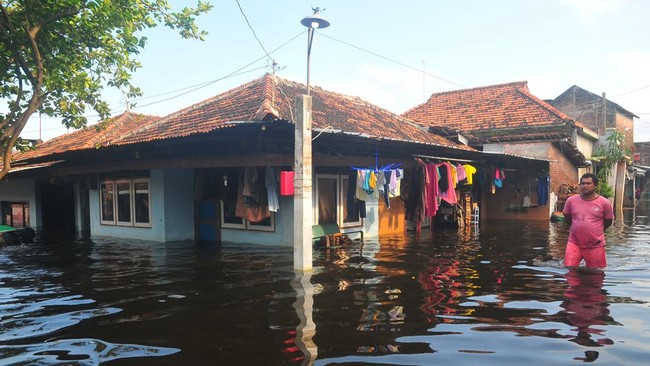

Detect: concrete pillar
294,95,313,271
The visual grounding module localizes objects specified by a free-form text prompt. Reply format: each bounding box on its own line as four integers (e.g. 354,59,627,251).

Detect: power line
612,84,650,98
320,33,465,88
235,0,273,63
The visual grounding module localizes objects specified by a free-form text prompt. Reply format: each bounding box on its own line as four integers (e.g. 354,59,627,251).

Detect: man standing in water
563,173,614,268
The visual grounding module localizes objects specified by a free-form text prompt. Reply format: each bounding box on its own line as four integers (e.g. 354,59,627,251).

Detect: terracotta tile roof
115,73,474,150
402,81,575,135
13,74,475,166
13,112,159,161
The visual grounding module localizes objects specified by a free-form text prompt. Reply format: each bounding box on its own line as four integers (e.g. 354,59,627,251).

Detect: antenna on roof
268,59,285,75
122,91,131,111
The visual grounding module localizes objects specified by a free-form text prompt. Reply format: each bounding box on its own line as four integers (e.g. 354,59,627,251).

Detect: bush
597,181,614,198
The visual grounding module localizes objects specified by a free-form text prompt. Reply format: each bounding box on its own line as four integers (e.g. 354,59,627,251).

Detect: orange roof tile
114,73,473,150
14,112,159,161
402,81,574,134
13,74,475,166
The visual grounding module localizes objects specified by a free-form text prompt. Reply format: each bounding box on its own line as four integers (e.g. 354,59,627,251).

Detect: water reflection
560,267,614,363
1,219,650,365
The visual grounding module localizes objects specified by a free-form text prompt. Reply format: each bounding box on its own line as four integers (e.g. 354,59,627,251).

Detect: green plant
592,130,629,197
596,181,614,198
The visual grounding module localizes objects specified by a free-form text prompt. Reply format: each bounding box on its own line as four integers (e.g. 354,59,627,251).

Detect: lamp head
301,8,330,29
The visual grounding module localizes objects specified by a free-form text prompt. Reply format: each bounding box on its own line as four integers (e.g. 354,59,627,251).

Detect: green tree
593,130,629,198
0,0,212,179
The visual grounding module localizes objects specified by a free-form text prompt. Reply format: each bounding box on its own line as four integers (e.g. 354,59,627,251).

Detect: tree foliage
0,0,212,179
593,130,629,198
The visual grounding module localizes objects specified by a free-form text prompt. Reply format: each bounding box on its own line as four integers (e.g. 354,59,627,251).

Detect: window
100,178,150,227
2,202,29,228
220,167,274,231
340,175,363,228
314,174,363,228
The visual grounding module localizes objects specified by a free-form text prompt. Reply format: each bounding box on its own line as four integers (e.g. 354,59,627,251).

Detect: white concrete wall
576,134,594,159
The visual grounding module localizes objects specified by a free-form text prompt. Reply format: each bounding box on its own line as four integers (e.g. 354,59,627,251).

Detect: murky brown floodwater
1,214,650,365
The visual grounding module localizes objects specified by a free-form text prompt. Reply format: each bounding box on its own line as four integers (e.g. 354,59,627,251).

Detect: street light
300,8,330,95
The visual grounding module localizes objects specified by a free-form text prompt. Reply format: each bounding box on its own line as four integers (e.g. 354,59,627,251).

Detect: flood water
1,217,650,365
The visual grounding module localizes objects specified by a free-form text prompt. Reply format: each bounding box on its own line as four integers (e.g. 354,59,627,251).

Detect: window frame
100,181,116,225
132,178,151,228
220,200,275,231
339,174,363,229
99,178,151,228
314,173,364,229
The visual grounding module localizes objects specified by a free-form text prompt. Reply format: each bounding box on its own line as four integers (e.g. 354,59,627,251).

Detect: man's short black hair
581,172,599,186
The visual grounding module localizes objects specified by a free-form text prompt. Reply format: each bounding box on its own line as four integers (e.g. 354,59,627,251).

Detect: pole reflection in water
290,271,318,365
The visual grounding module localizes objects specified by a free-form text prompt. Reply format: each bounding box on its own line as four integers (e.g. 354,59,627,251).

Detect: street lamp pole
294,8,329,271
301,8,330,95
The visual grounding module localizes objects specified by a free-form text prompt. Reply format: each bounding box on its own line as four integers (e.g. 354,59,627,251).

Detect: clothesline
351,162,402,172
413,154,479,163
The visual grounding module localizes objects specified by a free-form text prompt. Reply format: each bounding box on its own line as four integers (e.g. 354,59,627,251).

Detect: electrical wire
612,85,650,98
320,33,465,88
235,0,273,64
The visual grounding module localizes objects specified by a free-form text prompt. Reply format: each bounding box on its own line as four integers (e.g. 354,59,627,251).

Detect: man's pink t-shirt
563,195,614,248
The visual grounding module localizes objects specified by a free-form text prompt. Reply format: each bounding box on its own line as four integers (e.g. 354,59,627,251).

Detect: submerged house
403,81,599,220
4,73,510,244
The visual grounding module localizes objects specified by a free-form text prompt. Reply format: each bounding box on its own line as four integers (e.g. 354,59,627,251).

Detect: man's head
580,173,599,186
580,173,598,196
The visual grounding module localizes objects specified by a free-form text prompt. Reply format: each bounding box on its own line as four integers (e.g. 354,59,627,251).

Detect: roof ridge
251,73,280,120
428,81,528,98
111,74,270,143
402,81,529,116
514,85,574,124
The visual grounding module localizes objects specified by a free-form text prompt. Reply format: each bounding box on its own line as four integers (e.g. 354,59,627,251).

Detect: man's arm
604,218,613,230
564,213,572,225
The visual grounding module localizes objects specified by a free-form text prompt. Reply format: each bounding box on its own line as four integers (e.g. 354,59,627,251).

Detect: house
403,81,599,220
549,85,638,219
8,73,528,244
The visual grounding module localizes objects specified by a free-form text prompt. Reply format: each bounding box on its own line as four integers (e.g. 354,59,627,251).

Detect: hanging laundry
437,163,449,192
424,163,439,217
347,170,366,220
494,167,505,188
456,163,467,183
236,167,271,222
537,175,549,205
463,163,477,185
438,162,457,204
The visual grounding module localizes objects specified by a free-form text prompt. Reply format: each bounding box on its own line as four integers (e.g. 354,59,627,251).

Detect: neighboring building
550,85,639,219
403,81,598,220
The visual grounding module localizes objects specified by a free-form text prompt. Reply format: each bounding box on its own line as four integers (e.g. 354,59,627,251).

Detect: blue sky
24,0,650,142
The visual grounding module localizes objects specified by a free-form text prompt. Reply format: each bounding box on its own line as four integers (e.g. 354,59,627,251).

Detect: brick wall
548,144,579,193
503,141,578,195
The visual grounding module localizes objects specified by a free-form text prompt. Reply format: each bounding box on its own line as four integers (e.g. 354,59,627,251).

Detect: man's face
580,177,596,195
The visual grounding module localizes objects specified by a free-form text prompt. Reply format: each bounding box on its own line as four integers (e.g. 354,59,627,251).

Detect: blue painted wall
0,178,41,230
89,169,193,241
220,194,294,246
160,169,194,241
